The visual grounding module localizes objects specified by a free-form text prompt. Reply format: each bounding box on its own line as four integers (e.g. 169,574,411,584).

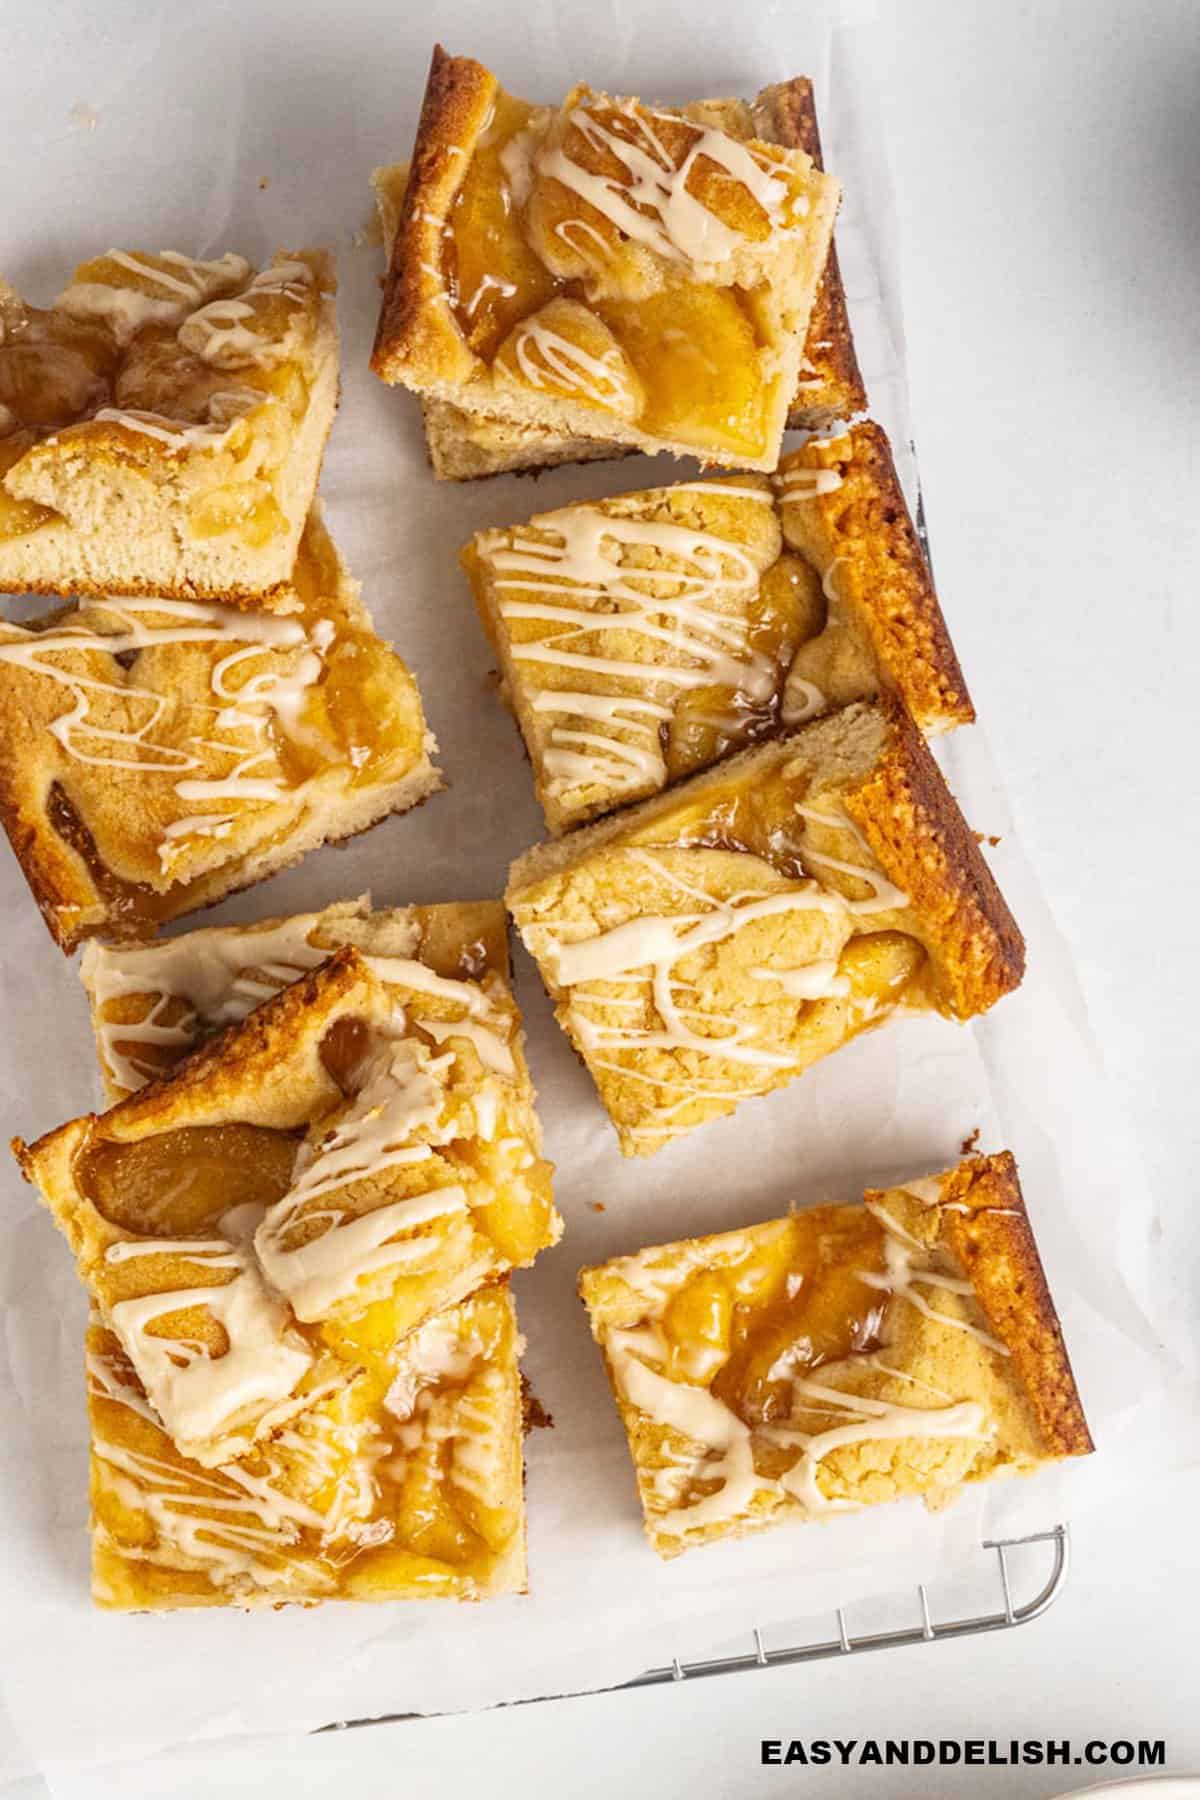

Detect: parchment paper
1,0,1196,1781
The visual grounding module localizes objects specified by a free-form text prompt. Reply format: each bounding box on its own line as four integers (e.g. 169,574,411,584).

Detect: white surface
2,0,1199,1792
8,0,1185,1775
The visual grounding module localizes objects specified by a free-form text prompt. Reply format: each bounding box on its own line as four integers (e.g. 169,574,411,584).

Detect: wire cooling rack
324,1526,1068,1730
625,1525,1069,1690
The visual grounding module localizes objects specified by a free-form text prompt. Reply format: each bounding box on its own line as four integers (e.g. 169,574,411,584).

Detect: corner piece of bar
372,70,863,481
79,894,514,1100
578,1152,1091,1559
88,1280,527,1608
370,48,840,475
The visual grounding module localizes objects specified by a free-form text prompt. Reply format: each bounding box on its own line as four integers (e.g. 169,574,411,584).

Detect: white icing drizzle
82,922,517,1099
362,956,516,1077
609,1229,792,1310
448,1366,512,1505
765,1382,990,1515
255,1038,469,1322
55,251,251,346
0,596,333,869
669,483,777,504
749,959,850,1000
780,667,827,726
789,804,909,910
88,1344,382,1590
505,316,637,412
546,839,899,1059
535,101,797,270
612,1327,769,1529
47,253,311,443
777,466,844,500
609,1322,992,1537
385,1313,484,1421
861,1202,1011,1356
463,271,518,320
480,502,778,807
416,1014,515,1078
103,1233,313,1462
551,214,616,269
108,251,246,301
522,811,909,1139
177,259,313,368
82,912,339,1091
384,1345,510,1514
90,390,261,450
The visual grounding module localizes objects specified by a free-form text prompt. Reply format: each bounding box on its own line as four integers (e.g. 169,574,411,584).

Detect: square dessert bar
87,1280,527,1608
507,699,1024,1156
463,422,970,834
579,1152,1092,1558
0,248,338,604
373,74,863,481
15,946,559,1465
371,49,841,475
81,895,513,1099
0,505,441,952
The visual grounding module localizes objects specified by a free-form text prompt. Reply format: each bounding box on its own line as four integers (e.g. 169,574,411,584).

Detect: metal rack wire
325,1526,1068,1731
626,1525,1069,1690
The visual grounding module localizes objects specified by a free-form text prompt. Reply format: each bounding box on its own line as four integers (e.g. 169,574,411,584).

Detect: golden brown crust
843,698,1024,1013
932,1154,1093,1457
779,422,973,733
0,562,291,607
753,78,866,427
80,898,517,1102
16,949,370,1189
371,47,496,386
0,765,95,949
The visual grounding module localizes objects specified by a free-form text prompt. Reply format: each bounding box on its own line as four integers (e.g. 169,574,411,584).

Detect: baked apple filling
577,1170,1068,1558
0,250,331,548
465,481,835,833
424,82,835,462
0,511,430,943
87,1281,525,1606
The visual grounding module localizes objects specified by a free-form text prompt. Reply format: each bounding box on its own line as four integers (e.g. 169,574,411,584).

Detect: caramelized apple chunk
493,297,643,419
